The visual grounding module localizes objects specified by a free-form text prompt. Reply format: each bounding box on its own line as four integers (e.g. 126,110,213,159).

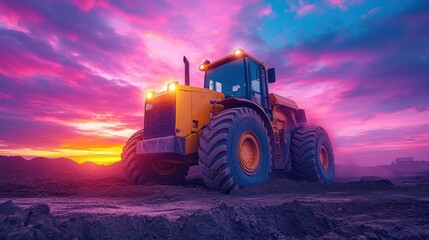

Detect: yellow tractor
121,49,334,193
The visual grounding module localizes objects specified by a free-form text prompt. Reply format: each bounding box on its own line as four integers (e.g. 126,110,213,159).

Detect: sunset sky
0,0,428,165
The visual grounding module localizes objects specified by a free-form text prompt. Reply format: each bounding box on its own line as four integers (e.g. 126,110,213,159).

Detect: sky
0,0,428,165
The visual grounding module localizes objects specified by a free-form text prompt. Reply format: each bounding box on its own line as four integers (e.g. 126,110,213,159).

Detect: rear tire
198,108,271,193
121,129,189,185
291,126,335,182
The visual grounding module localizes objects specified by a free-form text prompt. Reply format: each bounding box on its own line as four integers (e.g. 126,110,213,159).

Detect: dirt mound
0,200,65,239
3,199,427,240
0,200,337,239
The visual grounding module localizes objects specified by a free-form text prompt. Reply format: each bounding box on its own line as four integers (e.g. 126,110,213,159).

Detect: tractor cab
200,49,276,112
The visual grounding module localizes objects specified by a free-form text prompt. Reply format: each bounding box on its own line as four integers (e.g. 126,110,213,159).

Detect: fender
218,98,277,167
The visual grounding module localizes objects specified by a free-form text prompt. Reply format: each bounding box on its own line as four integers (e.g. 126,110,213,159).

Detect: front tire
198,108,271,193
121,129,189,185
291,126,335,182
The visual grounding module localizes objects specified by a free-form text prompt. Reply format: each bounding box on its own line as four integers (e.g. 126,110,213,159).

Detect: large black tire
198,108,271,193
121,129,189,185
291,126,335,182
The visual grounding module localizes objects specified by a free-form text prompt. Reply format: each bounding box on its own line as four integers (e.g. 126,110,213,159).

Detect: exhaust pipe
183,56,190,86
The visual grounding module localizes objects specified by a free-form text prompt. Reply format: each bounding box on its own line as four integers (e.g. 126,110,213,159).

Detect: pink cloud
259,4,272,17
69,0,96,12
328,0,347,10
368,7,380,15
361,7,381,19
97,0,170,27
282,49,374,75
296,3,315,16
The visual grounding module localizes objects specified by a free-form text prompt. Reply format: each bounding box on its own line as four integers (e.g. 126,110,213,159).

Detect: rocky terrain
0,156,428,239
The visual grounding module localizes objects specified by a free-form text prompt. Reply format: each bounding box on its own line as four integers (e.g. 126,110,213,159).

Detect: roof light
167,82,177,91
146,91,155,100
199,60,211,71
234,48,244,55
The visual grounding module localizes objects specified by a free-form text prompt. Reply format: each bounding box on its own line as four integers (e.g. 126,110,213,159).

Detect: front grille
144,93,176,139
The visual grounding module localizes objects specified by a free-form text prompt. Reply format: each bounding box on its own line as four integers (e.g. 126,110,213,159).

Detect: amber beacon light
234,48,244,55
167,82,178,91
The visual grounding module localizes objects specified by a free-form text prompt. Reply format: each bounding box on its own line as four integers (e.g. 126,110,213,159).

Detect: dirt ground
1,166,429,240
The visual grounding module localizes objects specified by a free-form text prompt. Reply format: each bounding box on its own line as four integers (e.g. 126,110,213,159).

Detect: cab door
247,58,269,109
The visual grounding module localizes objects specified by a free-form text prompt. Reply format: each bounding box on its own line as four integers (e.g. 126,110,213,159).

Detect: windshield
205,58,246,98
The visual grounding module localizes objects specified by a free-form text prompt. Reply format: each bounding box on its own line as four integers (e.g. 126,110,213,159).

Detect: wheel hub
319,145,329,170
238,132,261,176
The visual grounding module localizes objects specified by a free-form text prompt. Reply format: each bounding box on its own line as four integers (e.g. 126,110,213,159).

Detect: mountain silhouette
0,156,122,181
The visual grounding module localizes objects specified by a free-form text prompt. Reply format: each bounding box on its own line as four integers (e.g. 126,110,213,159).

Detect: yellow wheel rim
150,159,178,176
238,132,261,176
319,145,329,170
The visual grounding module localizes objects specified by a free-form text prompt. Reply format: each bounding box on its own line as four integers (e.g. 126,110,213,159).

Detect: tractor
121,49,335,193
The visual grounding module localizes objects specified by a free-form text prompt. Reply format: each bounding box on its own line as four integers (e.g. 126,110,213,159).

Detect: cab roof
200,49,265,71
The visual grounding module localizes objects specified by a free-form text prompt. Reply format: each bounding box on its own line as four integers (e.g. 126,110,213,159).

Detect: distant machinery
395,157,414,164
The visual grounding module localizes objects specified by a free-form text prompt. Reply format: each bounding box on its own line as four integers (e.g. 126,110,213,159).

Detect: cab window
205,58,246,98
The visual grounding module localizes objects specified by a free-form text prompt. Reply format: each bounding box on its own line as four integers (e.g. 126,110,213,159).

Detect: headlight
146,91,155,99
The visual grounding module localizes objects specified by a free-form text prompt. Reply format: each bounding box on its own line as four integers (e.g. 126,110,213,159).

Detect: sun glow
0,145,123,165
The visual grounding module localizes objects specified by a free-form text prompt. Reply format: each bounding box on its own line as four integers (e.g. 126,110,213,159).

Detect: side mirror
268,68,276,83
